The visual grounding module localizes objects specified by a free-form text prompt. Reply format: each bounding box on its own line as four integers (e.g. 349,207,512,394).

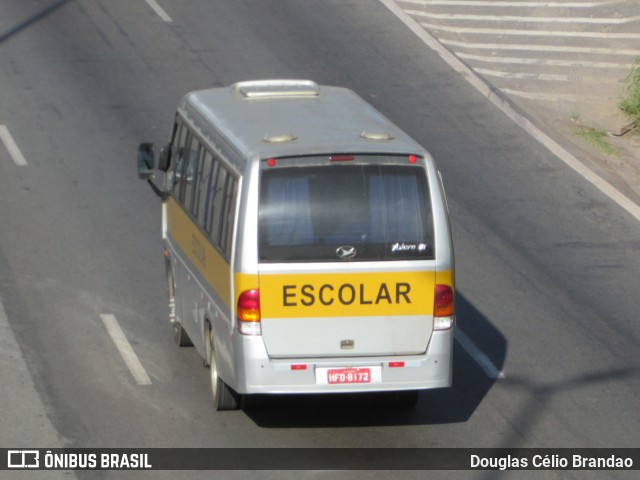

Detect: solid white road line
474,68,611,82
418,22,640,39
145,0,172,23
440,39,640,57
458,52,633,70
1,297,69,459
399,0,619,7
410,11,640,24
100,314,152,385
380,0,640,222
500,89,589,102
455,328,505,379
0,124,28,166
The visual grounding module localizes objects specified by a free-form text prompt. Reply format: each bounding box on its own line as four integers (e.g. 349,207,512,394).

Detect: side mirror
137,142,169,199
137,143,156,180
158,144,171,172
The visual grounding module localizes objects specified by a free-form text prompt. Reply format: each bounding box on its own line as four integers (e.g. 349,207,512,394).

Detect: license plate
328,367,371,384
316,366,382,385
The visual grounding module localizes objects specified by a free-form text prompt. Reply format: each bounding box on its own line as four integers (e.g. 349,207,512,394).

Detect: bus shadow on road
244,293,506,428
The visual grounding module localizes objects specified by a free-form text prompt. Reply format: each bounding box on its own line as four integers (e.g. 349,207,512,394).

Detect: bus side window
181,135,202,211
209,164,228,250
221,177,238,259
172,125,190,197
206,160,221,236
162,120,179,191
196,151,214,229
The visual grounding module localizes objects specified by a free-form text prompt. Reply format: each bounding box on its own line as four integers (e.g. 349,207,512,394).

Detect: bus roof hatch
232,79,320,99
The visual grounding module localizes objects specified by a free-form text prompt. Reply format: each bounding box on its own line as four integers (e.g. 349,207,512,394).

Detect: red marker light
330,155,354,162
408,155,418,164
434,285,454,317
238,289,260,322
267,158,276,167
389,361,405,368
238,289,261,335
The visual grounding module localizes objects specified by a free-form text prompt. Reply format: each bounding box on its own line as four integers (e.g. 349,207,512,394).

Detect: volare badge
336,246,357,259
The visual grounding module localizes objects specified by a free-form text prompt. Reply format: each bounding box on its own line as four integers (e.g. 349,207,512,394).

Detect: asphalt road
0,1,639,479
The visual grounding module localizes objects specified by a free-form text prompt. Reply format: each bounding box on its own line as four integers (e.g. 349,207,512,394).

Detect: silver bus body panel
261,315,432,358
165,236,231,358
232,155,261,278
231,329,454,394
180,85,424,163
257,260,437,359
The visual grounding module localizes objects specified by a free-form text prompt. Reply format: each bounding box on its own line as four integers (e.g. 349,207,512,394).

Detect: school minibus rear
137,80,455,410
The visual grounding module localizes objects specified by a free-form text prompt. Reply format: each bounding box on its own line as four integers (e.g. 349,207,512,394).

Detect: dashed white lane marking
0,125,28,166
100,314,152,385
145,0,172,23
380,0,640,223
455,328,505,379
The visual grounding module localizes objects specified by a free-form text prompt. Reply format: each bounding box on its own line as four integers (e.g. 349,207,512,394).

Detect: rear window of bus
258,160,434,262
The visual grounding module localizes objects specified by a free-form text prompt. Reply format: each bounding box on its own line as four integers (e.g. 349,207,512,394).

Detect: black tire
167,262,192,346
173,321,193,347
208,328,240,411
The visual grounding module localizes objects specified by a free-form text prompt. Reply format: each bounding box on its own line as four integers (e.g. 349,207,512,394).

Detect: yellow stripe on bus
166,196,454,319
435,269,454,289
166,198,232,307
260,271,442,318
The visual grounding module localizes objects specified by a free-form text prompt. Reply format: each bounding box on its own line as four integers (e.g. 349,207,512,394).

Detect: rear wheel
168,263,192,347
173,321,192,347
207,326,240,411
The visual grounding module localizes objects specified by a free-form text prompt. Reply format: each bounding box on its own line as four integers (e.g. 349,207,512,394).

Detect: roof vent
233,80,320,99
263,134,298,144
360,131,394,141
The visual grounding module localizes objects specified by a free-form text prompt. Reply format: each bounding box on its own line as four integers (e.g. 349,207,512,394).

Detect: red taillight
329,155,354,162
434,285,454,317
238,290,261,335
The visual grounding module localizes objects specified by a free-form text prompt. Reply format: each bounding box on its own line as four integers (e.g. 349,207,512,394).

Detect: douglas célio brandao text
470,453,634,470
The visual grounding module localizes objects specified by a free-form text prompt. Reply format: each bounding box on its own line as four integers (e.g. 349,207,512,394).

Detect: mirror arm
147,178,169,199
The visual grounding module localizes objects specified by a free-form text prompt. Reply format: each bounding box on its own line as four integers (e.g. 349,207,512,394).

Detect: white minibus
138,80,455,410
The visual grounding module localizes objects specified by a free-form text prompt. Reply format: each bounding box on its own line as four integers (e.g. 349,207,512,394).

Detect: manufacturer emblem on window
336,246,357,259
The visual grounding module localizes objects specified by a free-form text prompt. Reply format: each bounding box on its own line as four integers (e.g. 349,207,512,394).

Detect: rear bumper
230,328,454,395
